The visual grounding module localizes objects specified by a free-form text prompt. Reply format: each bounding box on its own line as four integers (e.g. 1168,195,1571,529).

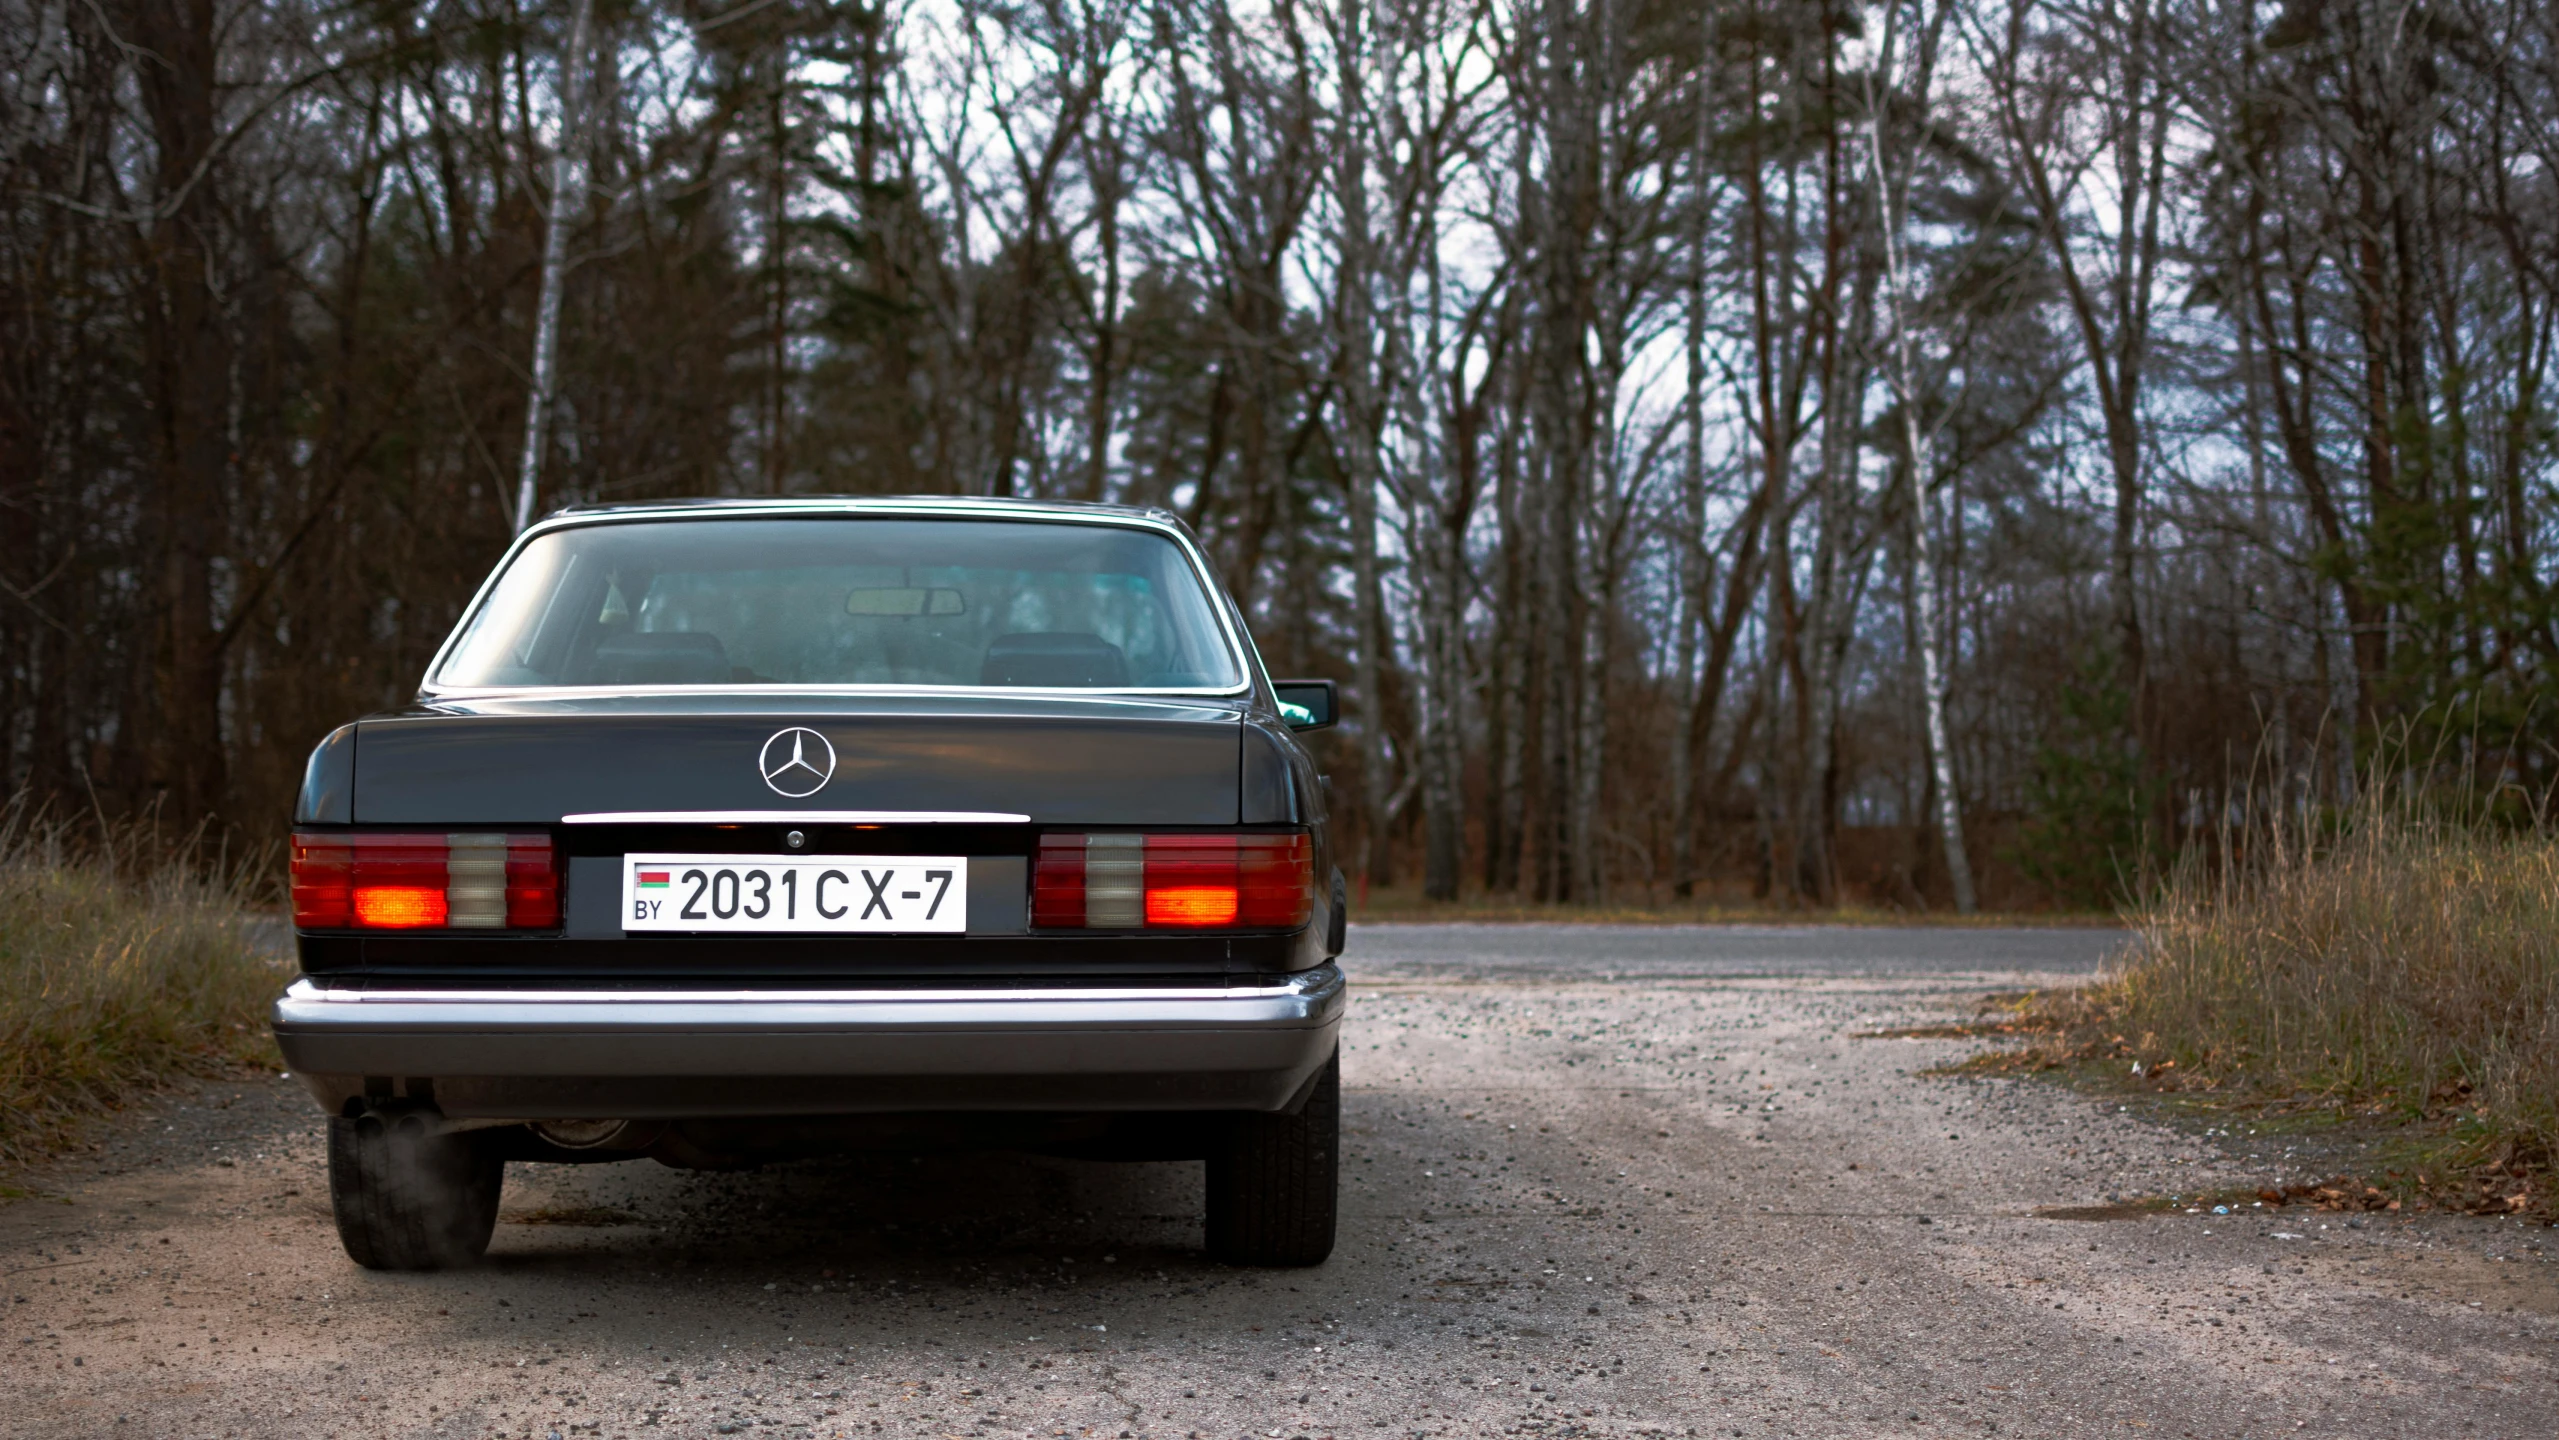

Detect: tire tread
1205,1052,1338,1266
328,1114,503,1271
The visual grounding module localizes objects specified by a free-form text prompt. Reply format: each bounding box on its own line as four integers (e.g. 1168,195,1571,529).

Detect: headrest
592,630,731,684
980,631,1129,687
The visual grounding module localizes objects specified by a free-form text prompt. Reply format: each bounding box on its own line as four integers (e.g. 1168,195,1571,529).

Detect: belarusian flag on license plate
621,854,968,934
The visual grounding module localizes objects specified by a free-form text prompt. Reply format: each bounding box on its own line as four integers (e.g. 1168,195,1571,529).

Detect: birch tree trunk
513,0,595,533
1868,140,1977,911
1864,1,1976,913
1905,430,1976,911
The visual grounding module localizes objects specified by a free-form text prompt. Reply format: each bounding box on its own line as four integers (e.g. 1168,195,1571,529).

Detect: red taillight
1032,832,1312,930
503,835,561,927
1032,834,1092,928
1236,831,1315,927
289,835,354,928
291,831,559,931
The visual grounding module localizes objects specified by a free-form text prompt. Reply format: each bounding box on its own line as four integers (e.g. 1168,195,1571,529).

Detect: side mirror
1271,678,1338,731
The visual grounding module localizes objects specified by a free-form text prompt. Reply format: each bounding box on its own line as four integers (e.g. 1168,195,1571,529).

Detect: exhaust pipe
531,1118,661,1152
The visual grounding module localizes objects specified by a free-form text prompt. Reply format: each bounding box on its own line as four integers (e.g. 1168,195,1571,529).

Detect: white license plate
622,854,967,933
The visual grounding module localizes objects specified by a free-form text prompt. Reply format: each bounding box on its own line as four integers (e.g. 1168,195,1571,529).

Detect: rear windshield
431,517,1245,690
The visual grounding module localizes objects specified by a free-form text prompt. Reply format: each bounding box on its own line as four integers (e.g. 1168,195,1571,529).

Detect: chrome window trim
560,809,1029,825
418,500,1254,701
413,684,1251,704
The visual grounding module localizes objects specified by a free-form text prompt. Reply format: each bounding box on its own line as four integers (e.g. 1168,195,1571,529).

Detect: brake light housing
1032,831,1313,930
291,831,560,930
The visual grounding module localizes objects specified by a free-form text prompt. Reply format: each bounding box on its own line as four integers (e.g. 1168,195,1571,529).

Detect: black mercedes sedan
272,498,1347,1271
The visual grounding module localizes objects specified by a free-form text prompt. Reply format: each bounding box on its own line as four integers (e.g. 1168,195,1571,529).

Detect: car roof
541,495,1180,528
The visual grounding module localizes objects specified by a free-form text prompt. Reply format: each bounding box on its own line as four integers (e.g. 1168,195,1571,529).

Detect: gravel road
6,924,2553,1440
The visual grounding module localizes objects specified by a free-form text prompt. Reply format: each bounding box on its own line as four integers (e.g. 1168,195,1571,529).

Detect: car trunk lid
346,701,1243,826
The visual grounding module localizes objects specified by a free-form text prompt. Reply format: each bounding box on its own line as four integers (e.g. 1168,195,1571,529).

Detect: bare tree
514,0,596,531
1863,0,1978,911
6,0,2555,908
1969,0,2173,745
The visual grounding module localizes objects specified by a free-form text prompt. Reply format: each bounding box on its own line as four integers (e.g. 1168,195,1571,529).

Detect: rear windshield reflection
433,518,1244,690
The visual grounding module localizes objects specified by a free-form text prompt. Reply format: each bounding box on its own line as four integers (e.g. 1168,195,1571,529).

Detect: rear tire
328,1113,504,1271
1205,1051,1338,1266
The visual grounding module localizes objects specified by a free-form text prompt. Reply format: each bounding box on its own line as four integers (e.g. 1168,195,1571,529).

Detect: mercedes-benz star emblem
757,727,836,798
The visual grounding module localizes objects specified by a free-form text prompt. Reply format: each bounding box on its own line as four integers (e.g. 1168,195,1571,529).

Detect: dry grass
1958,785,2559,1216
2119,815,2559,1142
0,810,285,1170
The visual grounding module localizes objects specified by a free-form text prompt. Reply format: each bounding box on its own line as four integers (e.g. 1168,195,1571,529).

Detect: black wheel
327,1112,504,1271
1206,1051,1338,1266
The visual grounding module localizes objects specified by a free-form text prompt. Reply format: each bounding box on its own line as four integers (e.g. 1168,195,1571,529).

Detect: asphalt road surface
6,924,2553,1440
1340,924,2128,981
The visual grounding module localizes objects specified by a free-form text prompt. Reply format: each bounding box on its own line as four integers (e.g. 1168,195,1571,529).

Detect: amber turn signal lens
352,885,448,928
1144,884,1241,927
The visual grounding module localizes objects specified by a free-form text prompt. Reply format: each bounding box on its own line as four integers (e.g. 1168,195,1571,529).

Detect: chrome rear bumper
273,965,1343,1119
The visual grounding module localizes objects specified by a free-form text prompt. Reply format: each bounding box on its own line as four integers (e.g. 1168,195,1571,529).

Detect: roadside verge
0,812,284,1174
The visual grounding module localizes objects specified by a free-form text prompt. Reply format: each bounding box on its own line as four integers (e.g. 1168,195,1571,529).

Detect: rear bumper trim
558,809,1030,825
272,965,1343,1118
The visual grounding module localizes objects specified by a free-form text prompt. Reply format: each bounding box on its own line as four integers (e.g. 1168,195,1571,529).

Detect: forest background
4,0,2555,914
